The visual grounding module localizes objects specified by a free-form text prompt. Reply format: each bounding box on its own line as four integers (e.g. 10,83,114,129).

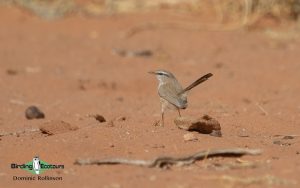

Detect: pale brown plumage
149,70,213,126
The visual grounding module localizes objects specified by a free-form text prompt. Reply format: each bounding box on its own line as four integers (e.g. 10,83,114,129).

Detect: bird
149,70,213,126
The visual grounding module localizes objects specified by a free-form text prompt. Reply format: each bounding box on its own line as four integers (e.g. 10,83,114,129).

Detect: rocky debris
174,115,222,137
282,135,296,140
94,114,106,123
115,116,126,121
107,116,127,127
6,69,18,75
183,133,198,142
150,144,165,149
272,135,298,146
273,140,292,146
25,106,45,119
112,48,153,58
87,114,106,123
39,120,78,135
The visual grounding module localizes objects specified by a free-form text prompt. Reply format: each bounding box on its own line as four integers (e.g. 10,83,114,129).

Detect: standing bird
149,70,213,126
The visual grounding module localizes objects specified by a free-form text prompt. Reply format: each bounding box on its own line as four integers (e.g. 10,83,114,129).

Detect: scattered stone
97,81,117,90
273,140,281,145
112,48,153,58
174,115,222,137
183,133,198,142
132,50,153,57
39,120,78,135
25,106,45,119
273,140,292,146
78,79,90,90
6,69,18,75
94,114,106,123
115,116,126,121
151,144,165,149
282,135,295,140
104,116,126,127
109,143,115,148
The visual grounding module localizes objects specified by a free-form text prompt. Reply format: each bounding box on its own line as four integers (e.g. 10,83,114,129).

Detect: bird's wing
158,83,187,108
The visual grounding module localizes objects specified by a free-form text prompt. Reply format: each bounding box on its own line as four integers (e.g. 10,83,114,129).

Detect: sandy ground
0,6,300,188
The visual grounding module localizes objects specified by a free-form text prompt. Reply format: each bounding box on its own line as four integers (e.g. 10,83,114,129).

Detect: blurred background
2,0,300,24
1,1,300,187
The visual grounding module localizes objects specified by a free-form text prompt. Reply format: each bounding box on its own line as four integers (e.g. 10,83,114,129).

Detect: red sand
0,7,299,188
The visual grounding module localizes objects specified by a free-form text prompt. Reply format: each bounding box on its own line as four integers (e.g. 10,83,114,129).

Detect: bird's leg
161,112,164,127
160,103,165,127
177,109,181,117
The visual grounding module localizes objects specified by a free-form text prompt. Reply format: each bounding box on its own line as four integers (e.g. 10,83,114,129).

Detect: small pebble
282,135,294,140
94,114,106,123
183,133,198,142
25,106,45,119
115,116,126,121
273,140,292,146
6,69,18,75
109,143,115,148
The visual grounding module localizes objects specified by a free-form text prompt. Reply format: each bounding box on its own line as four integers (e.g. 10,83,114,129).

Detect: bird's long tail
180,73,213,94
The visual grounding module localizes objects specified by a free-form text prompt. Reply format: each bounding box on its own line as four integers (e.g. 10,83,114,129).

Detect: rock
6,69,18,75
273,140,292,146
94,114,106,123
112,48,153,58
282,135,295,140
174,115,222,137
39,120,78,135
25,106,45,119
115,116,126,121
183,133,198,141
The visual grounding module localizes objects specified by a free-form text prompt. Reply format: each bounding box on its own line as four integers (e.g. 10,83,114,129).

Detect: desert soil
0,6,300,188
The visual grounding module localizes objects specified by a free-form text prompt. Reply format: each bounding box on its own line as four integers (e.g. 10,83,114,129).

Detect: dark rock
174,115,222,137
94,114,106,123
273,140,292,146
6,69,18,75
282,135,295,140
25,106,45,119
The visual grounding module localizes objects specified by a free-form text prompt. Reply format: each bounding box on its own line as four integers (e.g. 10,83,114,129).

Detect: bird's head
148,70,175,83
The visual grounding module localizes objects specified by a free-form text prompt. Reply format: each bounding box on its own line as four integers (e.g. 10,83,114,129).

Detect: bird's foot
153,120,164,127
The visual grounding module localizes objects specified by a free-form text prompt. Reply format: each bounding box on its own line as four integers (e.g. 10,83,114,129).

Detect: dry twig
75,148,262,168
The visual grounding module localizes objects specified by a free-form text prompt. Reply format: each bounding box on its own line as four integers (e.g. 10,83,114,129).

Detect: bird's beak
148,71,156,75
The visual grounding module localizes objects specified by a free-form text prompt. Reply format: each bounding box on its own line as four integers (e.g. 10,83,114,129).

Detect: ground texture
0,6,300,188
